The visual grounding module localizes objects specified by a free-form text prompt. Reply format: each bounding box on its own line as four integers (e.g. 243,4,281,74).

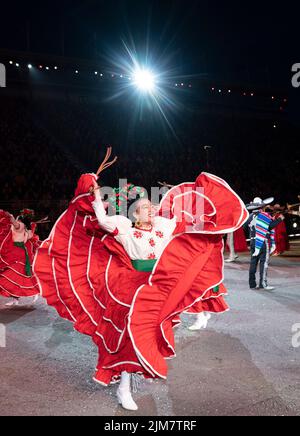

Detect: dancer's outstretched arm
92,182,132,235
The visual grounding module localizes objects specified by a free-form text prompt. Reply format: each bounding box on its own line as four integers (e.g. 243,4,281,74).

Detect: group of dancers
0,148,294,411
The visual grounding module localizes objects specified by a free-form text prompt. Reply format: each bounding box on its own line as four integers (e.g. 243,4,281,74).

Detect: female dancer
33,149,248,411
0,209,41,306
272,205,289,255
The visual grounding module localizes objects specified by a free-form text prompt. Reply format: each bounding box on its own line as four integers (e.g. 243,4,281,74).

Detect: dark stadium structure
1,50,299,239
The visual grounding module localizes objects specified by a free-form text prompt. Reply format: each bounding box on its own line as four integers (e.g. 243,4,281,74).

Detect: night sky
0,1,299,204
1,1,300,120
1,1,299,88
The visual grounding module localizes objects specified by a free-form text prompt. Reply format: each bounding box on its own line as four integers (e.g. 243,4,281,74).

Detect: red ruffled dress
225,227,248,253
273,213,290,254
0,212,40,298
33,172,248,385
234,226,248,252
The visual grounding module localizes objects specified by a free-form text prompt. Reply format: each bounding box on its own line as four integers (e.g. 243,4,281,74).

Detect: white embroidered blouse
92,199,176,260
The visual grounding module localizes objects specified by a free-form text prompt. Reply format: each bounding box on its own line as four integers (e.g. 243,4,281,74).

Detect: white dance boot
225,255,238,263
31,295,39,305
189,312,211,331
116,371,138,411
5,298,19,307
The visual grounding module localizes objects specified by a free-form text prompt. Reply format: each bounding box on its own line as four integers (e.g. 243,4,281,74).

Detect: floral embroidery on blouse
147,253,156,260
133,231,143,239
155,231,164,238
149,238,156,247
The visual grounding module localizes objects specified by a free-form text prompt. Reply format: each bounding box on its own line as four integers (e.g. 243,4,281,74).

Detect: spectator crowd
1,94,299,238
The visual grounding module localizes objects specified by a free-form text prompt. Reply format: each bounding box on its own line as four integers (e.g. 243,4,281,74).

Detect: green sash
14,242,31,277
131,259,156,272
131,260,221,293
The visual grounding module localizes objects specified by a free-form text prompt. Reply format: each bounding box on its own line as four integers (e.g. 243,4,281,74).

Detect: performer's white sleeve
92,199,132,235
154,216,177,235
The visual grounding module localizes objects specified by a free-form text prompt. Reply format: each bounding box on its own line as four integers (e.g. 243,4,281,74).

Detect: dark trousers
249,241,270,288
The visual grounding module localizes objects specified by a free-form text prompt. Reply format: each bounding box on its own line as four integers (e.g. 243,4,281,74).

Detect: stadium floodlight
133,69,155,92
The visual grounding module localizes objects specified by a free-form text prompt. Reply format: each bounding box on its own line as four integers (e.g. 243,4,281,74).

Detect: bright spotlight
15,63,20,67
9,61,13,65
133,69,155,92
28,64,33,69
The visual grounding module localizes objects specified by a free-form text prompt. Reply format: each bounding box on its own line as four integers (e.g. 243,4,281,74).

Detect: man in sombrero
247,197,285,291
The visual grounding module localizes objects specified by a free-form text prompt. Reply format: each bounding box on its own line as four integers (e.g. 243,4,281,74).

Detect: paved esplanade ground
0,245,299,416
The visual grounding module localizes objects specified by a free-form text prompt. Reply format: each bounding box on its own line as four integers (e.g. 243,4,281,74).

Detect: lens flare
133,69,155,92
